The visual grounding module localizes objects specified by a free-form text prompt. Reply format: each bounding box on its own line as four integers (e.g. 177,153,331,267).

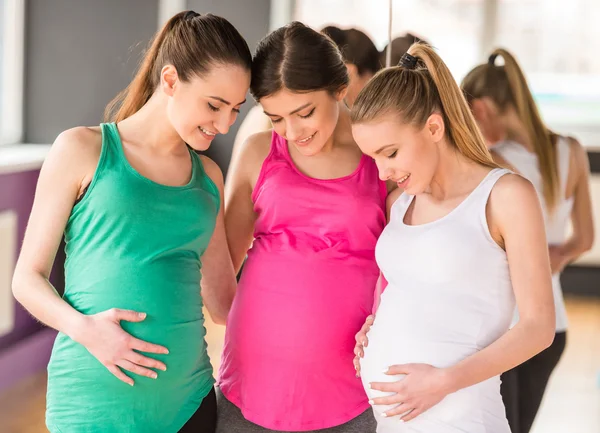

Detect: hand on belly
364,363,453,422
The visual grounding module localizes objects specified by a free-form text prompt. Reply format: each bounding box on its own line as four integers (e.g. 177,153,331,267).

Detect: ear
470,98,490,124
426,112,445,142
346,63,359,80
334,85,349,102
160,64,179,97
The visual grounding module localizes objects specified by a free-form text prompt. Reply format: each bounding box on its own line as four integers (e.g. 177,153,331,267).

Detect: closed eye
299,108,315,119
208,103,219,112
387,150,397,159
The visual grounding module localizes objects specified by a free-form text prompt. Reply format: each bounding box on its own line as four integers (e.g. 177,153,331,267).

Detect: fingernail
139,313,146,318
161,366,167,371
398,419,405,423
382,413,388,418
152,373,158,379
382,367,389,373
368,400,374,405
368,383,372,389
129,382,134,386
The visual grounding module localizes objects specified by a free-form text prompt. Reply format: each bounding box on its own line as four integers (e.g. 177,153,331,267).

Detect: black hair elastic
488,53,498,65
184,10,200,21
399,53,418,70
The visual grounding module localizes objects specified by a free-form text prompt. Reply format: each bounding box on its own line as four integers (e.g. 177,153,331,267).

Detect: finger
117,359,159,379
369,381,398,392
128,351,167,371
385,363,415,375
130,337,169,354
112,309,147,323
353,357,361,377
401,407,423,422
370,394,405,406
362,335,369,348
354,345,364,358
383,403,414,418
107,364,134,386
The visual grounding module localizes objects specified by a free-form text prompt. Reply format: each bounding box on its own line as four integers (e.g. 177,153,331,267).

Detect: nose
213,111,233,135
378,165,393,182
285,120,302,142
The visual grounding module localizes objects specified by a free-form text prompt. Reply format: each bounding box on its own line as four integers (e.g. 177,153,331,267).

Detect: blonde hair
462,48,559,211
351,43,498,169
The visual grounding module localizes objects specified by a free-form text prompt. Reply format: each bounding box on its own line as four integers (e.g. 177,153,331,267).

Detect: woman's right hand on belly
72,309,169,385
353,315,375,377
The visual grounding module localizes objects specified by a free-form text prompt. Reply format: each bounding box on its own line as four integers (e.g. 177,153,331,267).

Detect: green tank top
46,123,220,432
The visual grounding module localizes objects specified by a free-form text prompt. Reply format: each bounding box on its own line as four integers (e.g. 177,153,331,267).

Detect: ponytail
104,11,252,123
351,42,498,169
462,49,559,210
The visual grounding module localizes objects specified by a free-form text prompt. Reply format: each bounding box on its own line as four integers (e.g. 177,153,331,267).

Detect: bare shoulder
564,135,589,167
489,173,536,206
198,155,224,189
386,187,404,219
229,130,273,188
45,126,102,177
238,130,272,164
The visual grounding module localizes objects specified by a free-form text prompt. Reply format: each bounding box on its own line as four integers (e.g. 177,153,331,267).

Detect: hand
353,315,375,377
72,309,169,386
369,363,452,422
549,245,569,274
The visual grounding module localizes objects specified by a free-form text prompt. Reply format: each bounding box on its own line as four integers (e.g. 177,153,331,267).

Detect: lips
198,126,217,140
295,132,316,146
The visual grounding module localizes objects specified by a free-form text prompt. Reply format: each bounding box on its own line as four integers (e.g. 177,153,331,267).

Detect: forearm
201,271,236,325
559,235,593,263
443,319,554,394
12,268,86,340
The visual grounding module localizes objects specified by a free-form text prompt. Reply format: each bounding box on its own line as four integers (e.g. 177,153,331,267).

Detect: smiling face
162,63,251,151
352,113,446,194
259,87,346,157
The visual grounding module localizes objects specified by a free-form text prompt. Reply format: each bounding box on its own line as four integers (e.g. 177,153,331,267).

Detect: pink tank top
218,131,386,431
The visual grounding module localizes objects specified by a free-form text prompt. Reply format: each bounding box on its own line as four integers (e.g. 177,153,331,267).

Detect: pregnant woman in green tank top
12,11,251,433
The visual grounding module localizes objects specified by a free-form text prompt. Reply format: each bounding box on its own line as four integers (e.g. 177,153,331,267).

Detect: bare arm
12,128,168,385
198,156,237,325
441,174,555,391
224,131,270,274
552,138,594,269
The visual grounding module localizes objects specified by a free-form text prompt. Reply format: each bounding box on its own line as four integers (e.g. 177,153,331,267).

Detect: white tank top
361,168,513,431
493,138,572,332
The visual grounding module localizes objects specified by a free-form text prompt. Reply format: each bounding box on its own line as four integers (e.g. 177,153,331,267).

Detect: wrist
439,367,460,395
63,311,90,343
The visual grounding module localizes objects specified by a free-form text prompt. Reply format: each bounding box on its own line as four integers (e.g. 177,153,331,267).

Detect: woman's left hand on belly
369,363,453,422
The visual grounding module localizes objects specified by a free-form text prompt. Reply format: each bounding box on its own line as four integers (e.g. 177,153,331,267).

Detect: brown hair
105,11,252,122
352,43,498,169
462,48,559,210
380,33,429,67
250,22,349,101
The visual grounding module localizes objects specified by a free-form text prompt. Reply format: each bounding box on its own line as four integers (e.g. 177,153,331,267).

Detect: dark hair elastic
488,53,498,65
184,11,200,21
399,53,418,70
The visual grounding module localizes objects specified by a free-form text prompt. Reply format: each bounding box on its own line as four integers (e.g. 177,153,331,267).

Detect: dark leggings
500,332,567,433
179,388,217,433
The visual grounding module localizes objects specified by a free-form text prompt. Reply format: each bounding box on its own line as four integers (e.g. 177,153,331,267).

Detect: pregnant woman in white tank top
350,44,556,433
462,48,595,433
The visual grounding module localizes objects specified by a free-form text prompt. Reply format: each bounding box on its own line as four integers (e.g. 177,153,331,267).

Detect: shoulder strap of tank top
555,136,571,194
468,168,512,235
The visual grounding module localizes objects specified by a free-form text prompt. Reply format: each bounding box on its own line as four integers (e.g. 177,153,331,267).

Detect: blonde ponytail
351,43,498,169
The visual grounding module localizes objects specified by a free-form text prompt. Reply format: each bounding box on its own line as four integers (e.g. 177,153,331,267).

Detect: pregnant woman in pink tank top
216,22,392,432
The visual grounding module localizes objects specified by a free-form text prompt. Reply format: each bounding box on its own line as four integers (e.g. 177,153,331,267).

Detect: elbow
540,323,555,350
11,269,25,304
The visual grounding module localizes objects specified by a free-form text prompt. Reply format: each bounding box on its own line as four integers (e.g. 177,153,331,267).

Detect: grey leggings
215,387,376,433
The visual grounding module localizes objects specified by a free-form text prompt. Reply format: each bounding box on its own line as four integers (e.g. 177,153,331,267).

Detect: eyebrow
374,144,396,155
263,102,312,118
208,96,247,106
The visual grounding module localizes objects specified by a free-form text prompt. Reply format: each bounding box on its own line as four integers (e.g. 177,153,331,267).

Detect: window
294,0,600,145
1,0,25,146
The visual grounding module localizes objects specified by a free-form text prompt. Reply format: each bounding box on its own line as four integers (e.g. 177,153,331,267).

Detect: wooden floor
1,296,598,433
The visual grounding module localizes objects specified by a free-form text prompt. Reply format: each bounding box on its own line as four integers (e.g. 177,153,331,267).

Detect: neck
426,140,480,201
117,91,187,154
321,102,353,154
504,109,532,151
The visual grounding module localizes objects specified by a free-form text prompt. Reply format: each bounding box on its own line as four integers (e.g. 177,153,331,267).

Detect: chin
187,140,212,152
